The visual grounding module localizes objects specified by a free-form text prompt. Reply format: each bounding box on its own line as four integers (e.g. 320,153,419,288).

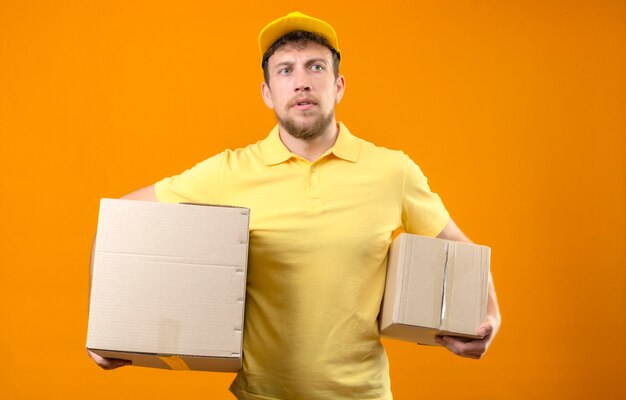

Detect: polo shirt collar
260,125,292,165
260,122,361,165
331,122,360,163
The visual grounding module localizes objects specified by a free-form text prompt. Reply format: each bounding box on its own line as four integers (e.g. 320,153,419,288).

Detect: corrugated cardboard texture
87,199,250,371
380,233,489,346
440,241,490,336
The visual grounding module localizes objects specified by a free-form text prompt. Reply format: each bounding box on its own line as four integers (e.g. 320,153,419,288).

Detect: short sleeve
154,152,225,204
401,154,449,237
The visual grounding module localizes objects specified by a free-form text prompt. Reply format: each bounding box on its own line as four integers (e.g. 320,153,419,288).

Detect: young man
88,11,501,400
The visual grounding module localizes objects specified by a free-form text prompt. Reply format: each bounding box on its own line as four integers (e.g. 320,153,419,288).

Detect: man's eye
279,68,290,75
311,65,324,71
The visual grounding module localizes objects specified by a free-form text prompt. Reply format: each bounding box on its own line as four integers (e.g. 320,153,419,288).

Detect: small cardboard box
87,198,250,371
380,233,490,346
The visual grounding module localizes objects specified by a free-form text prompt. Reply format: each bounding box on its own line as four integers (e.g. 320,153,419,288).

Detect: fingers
476,320,494,338
476,318,494,336
100,358,132,370
87,349,132,370
434,335,487,360
433,316,497,359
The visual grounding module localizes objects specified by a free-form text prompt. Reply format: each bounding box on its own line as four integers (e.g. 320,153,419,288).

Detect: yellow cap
258,11,340,57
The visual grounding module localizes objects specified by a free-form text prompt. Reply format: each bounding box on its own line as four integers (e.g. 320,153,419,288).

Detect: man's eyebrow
274,61,294,69
273,58,329,69
305,58,329,66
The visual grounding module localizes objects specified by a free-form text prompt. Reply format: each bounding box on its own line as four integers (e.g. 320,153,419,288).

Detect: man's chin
277,113,334,141
282,123,324,141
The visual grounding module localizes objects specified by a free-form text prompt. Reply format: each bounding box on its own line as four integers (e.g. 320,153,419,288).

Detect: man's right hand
87,349,132,370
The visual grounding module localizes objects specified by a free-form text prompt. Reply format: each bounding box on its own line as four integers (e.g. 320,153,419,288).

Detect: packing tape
440,241,450,327
157,318,188,370
158,355,190,370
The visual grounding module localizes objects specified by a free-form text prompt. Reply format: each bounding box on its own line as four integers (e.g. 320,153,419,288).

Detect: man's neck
279,122,340,162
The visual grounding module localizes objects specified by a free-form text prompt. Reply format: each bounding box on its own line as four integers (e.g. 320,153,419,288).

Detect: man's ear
335,75,346,104
261,81,274,109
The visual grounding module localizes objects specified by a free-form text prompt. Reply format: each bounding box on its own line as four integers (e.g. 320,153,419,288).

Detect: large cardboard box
380,233,490,346
87,199,250,371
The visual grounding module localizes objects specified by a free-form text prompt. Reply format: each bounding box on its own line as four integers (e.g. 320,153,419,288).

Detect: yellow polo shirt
154,123,449,400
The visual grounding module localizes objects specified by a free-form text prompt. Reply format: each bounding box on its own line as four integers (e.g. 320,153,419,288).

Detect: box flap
440,242,490,335
94,198,249,266
395,234,445,329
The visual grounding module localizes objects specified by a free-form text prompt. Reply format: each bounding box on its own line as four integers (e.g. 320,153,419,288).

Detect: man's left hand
434,315,497,359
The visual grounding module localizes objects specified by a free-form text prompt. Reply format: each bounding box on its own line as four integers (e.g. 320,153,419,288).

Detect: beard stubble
276,109,335,141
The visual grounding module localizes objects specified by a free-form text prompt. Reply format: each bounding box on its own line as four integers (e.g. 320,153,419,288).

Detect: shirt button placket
310,167,319,190
306,164,321,211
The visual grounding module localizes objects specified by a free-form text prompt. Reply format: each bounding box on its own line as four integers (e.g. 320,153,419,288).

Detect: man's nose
293,68,311,92
295,84,311,92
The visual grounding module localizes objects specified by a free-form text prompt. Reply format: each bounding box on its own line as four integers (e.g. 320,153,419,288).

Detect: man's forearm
486,272,501,331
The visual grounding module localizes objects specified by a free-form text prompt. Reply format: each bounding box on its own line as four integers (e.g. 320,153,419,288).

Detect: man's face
261,42,345,140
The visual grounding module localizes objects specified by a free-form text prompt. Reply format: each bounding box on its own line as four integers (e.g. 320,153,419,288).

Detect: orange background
1,1,624,399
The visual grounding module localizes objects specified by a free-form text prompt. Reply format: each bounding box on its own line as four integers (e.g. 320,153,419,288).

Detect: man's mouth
290,98,317,110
